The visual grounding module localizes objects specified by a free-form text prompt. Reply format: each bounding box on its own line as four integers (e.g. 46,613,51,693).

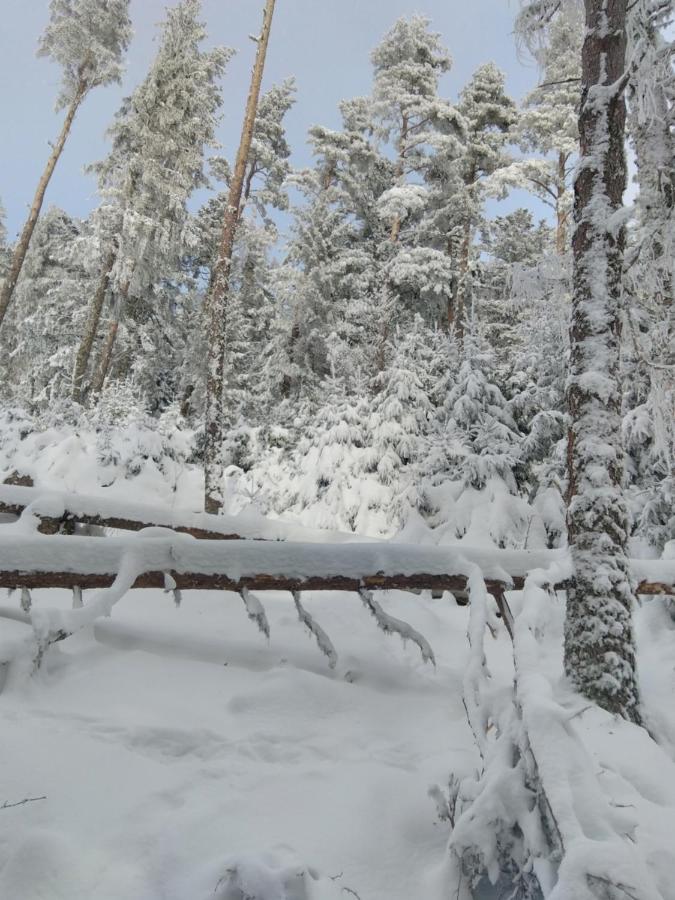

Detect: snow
0,584,479,900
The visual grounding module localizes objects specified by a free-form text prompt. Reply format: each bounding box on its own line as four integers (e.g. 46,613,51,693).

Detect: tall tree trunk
90,281,130,397
555,151,569,255
72,249,116,403
565,0,641,723
447,168,476,341
203,0,276,514
0,83,87,332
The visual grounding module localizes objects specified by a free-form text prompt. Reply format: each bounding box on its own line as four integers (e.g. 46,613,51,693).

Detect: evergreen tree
0,208,96,407
517,2,582,254
429,63,517,336
73,0,232,401
0,0,132,331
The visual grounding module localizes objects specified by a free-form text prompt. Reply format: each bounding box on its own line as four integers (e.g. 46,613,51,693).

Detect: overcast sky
0,0,539,240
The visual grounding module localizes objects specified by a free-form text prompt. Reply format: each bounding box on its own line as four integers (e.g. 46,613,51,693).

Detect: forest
0,0,674,898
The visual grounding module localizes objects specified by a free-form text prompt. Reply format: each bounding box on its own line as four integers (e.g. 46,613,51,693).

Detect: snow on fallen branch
240,587,270,638
359,588,435,665
293,591,338,668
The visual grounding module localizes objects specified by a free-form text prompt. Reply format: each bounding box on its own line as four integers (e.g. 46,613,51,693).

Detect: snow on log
359,588,435,665
0,483,369,544
293,591,338,668
0,531,672,597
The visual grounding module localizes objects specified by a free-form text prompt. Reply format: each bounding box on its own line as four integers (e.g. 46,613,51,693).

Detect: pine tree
0,208,96,407
431,63,517,336
0,0,132,331
517,2,583,254
73,0,231,401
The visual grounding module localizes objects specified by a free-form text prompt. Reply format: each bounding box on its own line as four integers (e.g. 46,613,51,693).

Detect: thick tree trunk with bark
203,0,276,514
565,0,641,722
71,249,116,402
0,83,87,331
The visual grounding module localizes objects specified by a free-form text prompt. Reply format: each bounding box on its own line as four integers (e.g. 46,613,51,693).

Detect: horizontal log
0,501,243,540
0,569,671,597
0,484,364,544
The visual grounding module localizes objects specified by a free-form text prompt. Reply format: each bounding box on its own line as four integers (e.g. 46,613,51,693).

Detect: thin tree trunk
72,249,116,403
203,0,276,514
389,114,409,243
0,83,87,331
565,0,641,723
90,280,129,397
555,151,569,254
453,219,472,342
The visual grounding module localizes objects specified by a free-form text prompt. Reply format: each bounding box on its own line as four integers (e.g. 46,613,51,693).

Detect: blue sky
0,0,540,240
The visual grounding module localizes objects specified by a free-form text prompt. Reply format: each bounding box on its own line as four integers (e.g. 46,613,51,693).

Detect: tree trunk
555,151,569,254
389,114,409,243
565,0,641,722
203,0,276,514
0,84,87,332
71,249,116,403
89,280,130,397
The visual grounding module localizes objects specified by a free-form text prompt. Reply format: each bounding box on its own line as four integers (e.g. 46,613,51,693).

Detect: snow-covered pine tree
267,95,390,402
430,63,517,337
0,208,97,408
566,0,641,722
0,0,132,332
370,17,464,335
621,0,674,555
370,16,454,244
73,0,231,402
516,1,583,254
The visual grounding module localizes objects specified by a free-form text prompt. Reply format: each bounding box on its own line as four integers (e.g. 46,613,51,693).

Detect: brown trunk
90,319,119,396
453,220,472,342
555,151,569,254
565,0,641,722
90,278,130,397
72,249,116,402
0,84,87,331
203,0,276,514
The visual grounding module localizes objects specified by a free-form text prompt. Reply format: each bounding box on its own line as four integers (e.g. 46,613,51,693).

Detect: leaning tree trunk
203,0,276,514
72,249,116,403
565,0,641,723
0,83,87,332
89,280,130,397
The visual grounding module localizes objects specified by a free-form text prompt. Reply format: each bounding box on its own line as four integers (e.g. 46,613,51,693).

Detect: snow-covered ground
1,584,495,900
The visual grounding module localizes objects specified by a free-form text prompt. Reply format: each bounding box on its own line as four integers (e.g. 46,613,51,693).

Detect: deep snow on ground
1,585,502,900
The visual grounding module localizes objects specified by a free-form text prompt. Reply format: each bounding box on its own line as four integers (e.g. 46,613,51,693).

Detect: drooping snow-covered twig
240,587,270,638
293,591,337,669
358,588,435,665
20,587,32,614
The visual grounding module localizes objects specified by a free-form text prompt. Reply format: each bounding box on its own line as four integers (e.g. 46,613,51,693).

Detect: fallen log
0,569,671,597
0,483,367,543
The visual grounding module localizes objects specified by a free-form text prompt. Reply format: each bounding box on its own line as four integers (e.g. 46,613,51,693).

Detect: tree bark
0,84,87,332
203,0,276,514
565,0,641,722
555,151,569,254
89,280,130,397
71,249,116,402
